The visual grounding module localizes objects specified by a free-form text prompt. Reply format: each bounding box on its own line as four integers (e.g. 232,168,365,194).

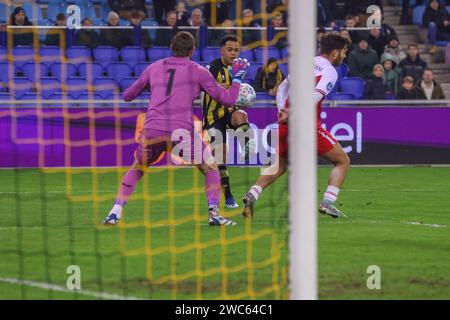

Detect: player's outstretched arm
123,67,150,102
198,58,249,107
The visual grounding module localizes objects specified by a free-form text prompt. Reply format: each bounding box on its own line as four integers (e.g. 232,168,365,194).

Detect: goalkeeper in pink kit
103,32,249,226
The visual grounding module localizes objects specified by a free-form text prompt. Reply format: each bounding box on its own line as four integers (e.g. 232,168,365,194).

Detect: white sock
110,204,123,218
323,185,340,203
249,185,263,200
208,205,219,216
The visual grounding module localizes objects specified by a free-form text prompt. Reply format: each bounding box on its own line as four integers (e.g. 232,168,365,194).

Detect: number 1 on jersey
166,69,176,96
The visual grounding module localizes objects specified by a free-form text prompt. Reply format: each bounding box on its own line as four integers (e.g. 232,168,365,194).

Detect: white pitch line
0,277,144,300
401,221,447,228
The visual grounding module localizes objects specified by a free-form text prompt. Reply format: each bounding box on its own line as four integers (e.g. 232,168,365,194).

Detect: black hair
320,33,349,55
221,35,239,47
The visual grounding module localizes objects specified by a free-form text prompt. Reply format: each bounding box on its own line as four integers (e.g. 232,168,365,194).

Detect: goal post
288,0,318,300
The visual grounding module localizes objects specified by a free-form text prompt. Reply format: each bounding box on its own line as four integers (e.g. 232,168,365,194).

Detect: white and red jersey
276,75,289,111
314,55,338,125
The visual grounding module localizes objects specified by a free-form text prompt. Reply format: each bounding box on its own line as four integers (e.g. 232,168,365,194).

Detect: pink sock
205,170,221,207
115,169,144,206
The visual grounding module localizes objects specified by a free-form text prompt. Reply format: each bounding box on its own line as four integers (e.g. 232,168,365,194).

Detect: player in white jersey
242,34,350,219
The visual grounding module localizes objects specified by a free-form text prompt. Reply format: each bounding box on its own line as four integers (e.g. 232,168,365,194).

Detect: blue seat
141,18,159,40
330,93,356,101
134,62,149,76
21,63,50,81
330,63,348,97
201,47,221,62
48,92,68,100
39,46,63,67
0,93,10,100
240,48,255,62
47,2,68,23
106,62,133,82
12,46,36,70
7,78,34,98
0,3,8,23
50,63,77,81
278,63,287,76
65,77,89,98
413,6,426,26
78,62,104,82
191,49,201,62
22,3,46,25
0,46,7,61
119,77,137,91
37,77,61,99
246,62,262,81
93,46,120,68
339,77,365,99
76,92,106,107
147,47,171,62
0,62,14,82
93,77,119,98
255,92,273,100
66,46,92,66
254,47,280,63
121,47,146,65
280,47,288,59
18,93,42,107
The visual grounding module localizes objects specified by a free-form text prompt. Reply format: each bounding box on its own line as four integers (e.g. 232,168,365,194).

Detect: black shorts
203,106,240,144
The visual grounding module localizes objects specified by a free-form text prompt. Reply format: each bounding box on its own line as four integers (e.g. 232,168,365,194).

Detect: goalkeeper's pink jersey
123,56,240,132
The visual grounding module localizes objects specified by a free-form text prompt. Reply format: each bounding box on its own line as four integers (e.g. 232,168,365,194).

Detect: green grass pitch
0,166,449,299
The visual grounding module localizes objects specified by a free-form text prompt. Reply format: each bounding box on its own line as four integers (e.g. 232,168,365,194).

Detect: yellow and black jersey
202,58,235,129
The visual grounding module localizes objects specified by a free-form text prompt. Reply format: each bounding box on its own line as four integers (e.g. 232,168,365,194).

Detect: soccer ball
235,83,256,107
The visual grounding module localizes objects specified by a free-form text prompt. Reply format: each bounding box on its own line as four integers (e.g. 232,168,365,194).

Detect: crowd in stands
0,0,449,101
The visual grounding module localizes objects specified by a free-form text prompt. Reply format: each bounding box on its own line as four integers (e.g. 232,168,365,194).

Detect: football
235,83,256,107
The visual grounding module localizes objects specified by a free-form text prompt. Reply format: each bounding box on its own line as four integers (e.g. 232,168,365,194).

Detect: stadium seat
22,3,46,25
66,46,92,66
147,47,171,62
76,92,106,107
48,92,67,100
50,63,77,81
330,92,356,101
0,62,13,82
0,3,8,24
255,92,273,100
340,77,365,99
18,93,41,107
93,46,120,68
254,47,281,63
280,47,288,59
78,62,104,82
192,49,201,62
21,63,50,81
37,77,61,99
11,46,36,70
7,78,34,98
47,2,67,23
246,62,263,82
119,77,137,91
278,63,288,76
0,46,7,61
93,78,119,98
121,47,146,66
141,18,159,40
39,46,63,67
239,48,255,62
412,6,426,26
0,93,10,100
65,77,89,98
201,47,221,62
106,62,133,82
134,62,149,76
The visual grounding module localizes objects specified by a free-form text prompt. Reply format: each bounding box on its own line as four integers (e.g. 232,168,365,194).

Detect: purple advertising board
1,107,450,167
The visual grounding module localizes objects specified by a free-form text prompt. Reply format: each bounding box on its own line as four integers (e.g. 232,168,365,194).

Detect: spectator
323,0,352,27
187,8,205,48
317,0,332,27
252,57,285,96
364,64,385,100
368,28,387,57
8,6,34,47
381,52,400,96
76,18,100,49
45,13,66,47
270,11,287,50
339,28,354,64
417,68,446,100
348,37,379,79
344,14,362,44
108,0,148,25
241,9,261,47
316,27,327,55
383,35,407,63
155,10,178,47
352,0,383,27
202,0,229,25
422,0,450,54
268,0,288,26
208,19,235,47
396,75,426,99
399,43,427,82
153,0,176,25
100,11,133,50
175,0,190,26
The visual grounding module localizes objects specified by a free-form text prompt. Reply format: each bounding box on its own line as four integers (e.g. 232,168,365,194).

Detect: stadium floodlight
288,0,318,300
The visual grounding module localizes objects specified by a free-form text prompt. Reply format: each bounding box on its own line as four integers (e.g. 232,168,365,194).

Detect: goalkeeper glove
230,58,250,84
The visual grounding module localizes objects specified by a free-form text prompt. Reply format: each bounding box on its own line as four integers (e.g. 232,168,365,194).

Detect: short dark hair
56,13,65,21
170,31,195,57
423,67,433,73
320,34,349,54
221,35,238,47
345,15,355,20
408,43,418,49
